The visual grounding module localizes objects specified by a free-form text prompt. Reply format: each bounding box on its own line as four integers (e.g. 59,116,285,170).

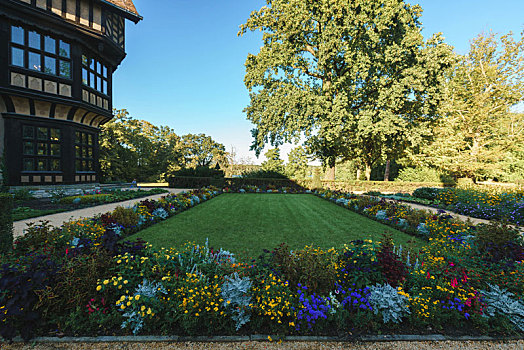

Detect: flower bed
0,187,523,341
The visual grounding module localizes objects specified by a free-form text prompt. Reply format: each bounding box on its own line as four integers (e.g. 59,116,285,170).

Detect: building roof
102,0,142,22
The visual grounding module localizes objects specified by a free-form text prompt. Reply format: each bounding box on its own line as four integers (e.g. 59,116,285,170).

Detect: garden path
13,188,190,238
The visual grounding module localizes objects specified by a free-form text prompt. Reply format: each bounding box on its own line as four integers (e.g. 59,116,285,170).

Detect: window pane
87,148,93,158
90,58,95,70
82,68,88,85
23,142,34,155
37,143,47,155
29,52,41,71
75,145,81,158
28,31,40,49
76,131,81,143
37,127,48,140
11,47,24,67
50,144,61,156
23,126,34,139
90,73,95,89
50,128,60,141
82,148,87,158
37,159,47,171
76,160,82,170
23,158,34,171
59,41,70,58
97,61,102,74
44,56,56,75
97,76,101,92
88,161,93,170
82,55,88,66
59,60,71,78
103,80,107,95
51,159,61,171
11,26,24,45
88,134,93,145
44,36,56,54
103,65,108,78
82,160,87,170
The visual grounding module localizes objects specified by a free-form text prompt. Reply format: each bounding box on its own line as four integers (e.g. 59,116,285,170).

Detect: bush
397,167,455,184
474,221,524,263
59,194,112,204
412,187,445,200
241,169,288,179
0,193,13,253
171,166,225,178
111,206,139,228
168,176,215,188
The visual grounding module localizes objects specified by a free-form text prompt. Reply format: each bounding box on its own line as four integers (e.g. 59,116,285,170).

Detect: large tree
261,148,285,173
286,145,309,179
240,0,453,180
414,31,524,180
179,133,227,168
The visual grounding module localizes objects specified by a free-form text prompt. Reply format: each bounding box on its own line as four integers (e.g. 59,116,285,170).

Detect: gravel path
13,188,191,238
2,340,523,350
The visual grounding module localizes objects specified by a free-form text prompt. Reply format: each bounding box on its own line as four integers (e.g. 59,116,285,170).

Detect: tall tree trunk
384,160,391,182
356,168,361,181
325,166,335,181
365,164,372,181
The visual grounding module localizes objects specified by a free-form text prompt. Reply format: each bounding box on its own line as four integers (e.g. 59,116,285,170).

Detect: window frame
21,125,63,173
82,54,110,96
75,130,96,173
9,24,73,82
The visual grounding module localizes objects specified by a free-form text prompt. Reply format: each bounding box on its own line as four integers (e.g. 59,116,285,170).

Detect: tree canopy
240,0,454,179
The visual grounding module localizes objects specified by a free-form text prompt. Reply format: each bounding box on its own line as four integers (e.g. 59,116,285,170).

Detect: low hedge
169,177,449,193
59,194,112,204
0,193,13,253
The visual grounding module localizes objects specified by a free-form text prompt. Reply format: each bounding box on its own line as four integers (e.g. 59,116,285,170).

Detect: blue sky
112,0,524,164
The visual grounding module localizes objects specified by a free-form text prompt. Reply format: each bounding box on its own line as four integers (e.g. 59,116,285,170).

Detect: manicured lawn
128,193,424,258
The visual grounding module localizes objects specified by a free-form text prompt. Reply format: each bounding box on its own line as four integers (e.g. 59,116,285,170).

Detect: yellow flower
96,285,102,291
135,295,140,301
103,280,109,285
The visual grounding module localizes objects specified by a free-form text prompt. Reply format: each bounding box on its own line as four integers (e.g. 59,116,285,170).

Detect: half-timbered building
0,0,141,186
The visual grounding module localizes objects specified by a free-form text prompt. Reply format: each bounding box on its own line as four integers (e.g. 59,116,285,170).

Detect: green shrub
171,166,225,178
474,221,524,263
0,193,13,253
241,169,288,179
412,187,445,200
397,167,455,184
59,194,112,204
111,206,139,227
12,188,34,201
168,176,214,188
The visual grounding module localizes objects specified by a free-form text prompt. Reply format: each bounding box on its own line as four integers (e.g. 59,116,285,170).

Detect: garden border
5,334,523,343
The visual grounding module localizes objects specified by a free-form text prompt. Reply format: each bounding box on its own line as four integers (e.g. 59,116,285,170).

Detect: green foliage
59,194,112,204
241,169,287,179
0,193,13,253
12,188,34,201
240,0,453,173
170,166,224,178
269,243,337,295
412,187,446,200
397,167,455,184
100,110,227,182
111,206,139,228
260,148,284,173
474,221,524,263
416,32,524,180
286,146,309,179
481,284,524,332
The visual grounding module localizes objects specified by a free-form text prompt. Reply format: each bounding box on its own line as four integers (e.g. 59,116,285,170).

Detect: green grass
128,194,424,258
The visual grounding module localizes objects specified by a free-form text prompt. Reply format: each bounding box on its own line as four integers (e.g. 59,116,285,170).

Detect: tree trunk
365,164,372,181
356,169,361,181
384,160,391,182
325,166,335,181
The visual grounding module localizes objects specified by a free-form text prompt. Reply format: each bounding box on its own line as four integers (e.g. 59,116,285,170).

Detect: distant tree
286,146,309,179
240,0,454,180
418,31,524,180
179,134,227,168
261,148,284,173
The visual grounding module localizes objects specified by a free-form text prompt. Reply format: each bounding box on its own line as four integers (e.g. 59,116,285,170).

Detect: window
9,25,72,79
22,125,61,172
75,131,95,172
82,55,109,95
